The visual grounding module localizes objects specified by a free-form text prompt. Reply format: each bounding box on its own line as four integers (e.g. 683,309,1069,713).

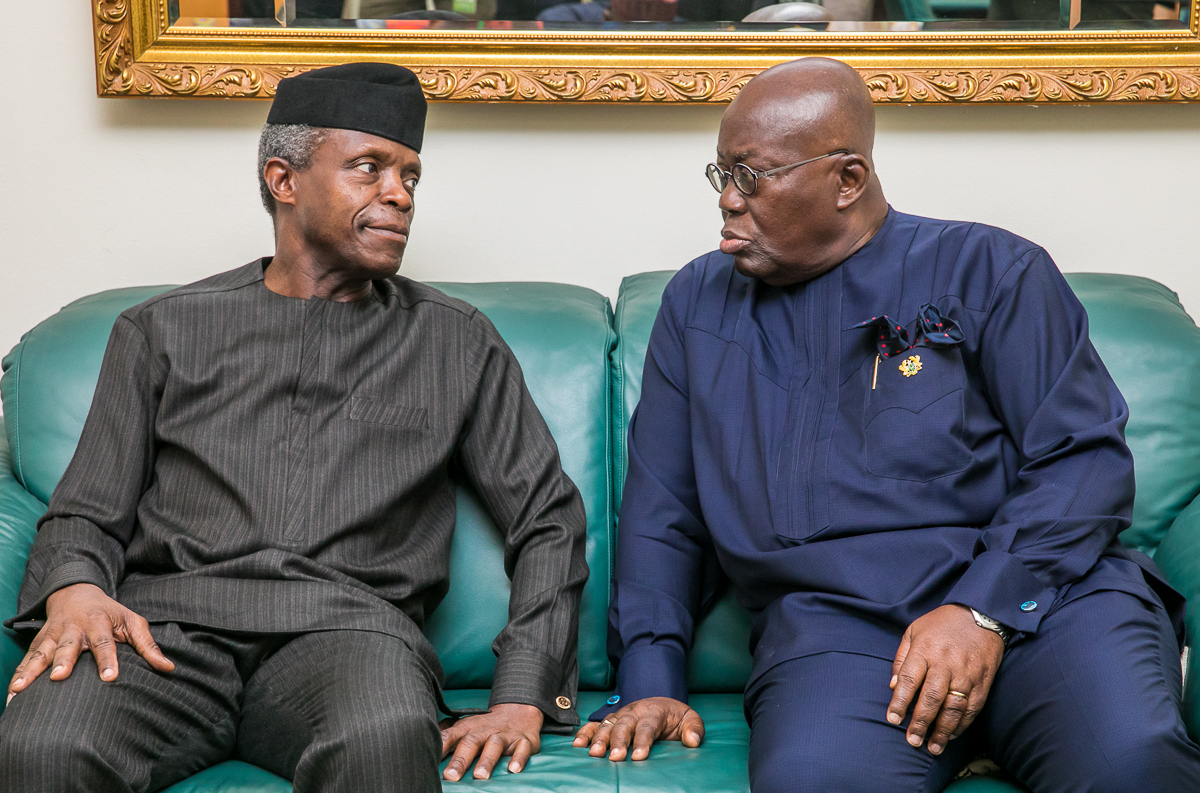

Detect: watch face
970,608,998,628
970,608,1011,644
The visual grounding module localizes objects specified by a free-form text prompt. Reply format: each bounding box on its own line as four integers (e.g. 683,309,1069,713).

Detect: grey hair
257,123,328,218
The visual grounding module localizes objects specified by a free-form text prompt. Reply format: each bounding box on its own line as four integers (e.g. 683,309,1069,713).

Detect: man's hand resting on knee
441,702,544,780
6,582,174,705
573,697,704,761
887,603,1005,756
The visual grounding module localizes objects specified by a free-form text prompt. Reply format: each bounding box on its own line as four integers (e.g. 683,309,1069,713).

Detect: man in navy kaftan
575,58,1200,792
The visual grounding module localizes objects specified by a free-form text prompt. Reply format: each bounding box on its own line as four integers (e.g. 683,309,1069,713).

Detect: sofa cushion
160,691,745,792
162,762,290,793
0,420,48,718
160,690,1026,793
0,280,615,692
441,691,748,792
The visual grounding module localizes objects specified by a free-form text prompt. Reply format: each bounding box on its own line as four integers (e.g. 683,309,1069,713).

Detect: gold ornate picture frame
95,0,1200,102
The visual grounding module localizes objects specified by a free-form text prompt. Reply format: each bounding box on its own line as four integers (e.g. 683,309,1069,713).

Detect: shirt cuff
489,649,579,732
589,643,688,722
1,560,112,631
944,550,1057,634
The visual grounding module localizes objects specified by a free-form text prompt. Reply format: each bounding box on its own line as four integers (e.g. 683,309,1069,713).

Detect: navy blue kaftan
599,208,1179,713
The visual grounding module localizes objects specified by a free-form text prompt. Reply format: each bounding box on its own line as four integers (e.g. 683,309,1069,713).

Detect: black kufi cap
268,63,427,153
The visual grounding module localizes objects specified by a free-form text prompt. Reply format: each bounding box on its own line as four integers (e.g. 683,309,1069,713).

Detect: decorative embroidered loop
852,315,911,359
852,304,964,358
913,304,965,349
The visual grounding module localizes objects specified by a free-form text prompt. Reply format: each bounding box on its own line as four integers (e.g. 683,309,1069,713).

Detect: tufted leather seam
612,291,628,527
5,334,27,490
602,300,618,690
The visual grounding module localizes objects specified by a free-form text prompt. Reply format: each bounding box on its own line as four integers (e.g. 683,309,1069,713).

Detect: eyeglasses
706,149,849,196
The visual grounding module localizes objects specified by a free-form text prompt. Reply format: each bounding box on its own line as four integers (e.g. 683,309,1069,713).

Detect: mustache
359,214,409,232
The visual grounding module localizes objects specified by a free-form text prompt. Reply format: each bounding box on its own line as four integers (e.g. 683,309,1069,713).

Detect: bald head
729,58,876,166
714,57,888,286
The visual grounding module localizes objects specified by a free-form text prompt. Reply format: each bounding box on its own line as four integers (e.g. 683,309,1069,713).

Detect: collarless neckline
256,257,392,307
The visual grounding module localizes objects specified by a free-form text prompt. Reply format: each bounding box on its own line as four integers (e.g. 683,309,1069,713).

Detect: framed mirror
95,0,1199,102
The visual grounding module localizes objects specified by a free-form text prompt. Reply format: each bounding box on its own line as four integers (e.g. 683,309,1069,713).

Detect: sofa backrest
1064,274,1200,553
612,270,1200,693
0,281,616,692
426,283,614,691
611,273,754,693
610,273,664,508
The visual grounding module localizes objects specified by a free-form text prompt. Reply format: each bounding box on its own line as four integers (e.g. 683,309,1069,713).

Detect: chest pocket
862,348,970,482
347,397,428,429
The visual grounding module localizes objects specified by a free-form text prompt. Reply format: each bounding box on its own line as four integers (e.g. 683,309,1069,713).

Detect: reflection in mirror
173,0,1188,30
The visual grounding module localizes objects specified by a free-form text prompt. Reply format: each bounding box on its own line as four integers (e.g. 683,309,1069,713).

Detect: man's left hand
887,604,1005,756
441,703,544,780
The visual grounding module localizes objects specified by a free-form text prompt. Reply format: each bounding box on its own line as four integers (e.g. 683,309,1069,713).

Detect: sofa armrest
0,417,47,713
1152,492,1200,738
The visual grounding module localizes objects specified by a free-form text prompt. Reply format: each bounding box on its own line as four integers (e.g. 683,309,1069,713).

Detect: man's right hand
6,583,174,705
573,697,704,761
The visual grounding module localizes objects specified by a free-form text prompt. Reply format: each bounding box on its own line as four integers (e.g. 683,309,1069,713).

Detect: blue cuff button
1020,601,1038,612
607,695,621,705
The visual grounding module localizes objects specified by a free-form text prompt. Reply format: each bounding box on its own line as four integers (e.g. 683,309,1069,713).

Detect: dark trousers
0,625,442,792
746,589,1200,793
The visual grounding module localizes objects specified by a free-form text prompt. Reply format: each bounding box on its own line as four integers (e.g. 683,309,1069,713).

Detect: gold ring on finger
602,719,616,725
948,690,969,699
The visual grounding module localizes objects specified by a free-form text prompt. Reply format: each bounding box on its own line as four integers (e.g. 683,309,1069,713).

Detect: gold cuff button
555,696,572,710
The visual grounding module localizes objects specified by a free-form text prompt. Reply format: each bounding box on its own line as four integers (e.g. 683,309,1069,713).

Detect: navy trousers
745,589,1200,793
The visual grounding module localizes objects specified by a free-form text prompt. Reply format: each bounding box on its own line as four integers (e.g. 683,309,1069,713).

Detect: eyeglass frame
706,149,850,196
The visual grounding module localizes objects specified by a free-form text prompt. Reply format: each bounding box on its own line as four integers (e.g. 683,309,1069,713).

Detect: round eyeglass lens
706,164,727,193
731,164,758,195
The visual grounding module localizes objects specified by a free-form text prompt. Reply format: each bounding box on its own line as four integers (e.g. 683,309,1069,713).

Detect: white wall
2,1,1198,363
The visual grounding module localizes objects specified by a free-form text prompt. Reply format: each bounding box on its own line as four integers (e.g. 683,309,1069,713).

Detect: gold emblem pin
899,355,923,377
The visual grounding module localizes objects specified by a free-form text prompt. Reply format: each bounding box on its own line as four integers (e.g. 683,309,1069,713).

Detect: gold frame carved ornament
95,0,1200,102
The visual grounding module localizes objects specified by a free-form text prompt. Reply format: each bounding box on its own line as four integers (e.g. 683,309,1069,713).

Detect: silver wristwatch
969,608,1015,646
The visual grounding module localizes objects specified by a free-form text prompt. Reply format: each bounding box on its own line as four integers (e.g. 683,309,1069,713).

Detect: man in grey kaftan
0,63,588,793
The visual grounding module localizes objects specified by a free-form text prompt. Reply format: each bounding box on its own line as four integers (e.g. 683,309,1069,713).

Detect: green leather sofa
1,272,1198,792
